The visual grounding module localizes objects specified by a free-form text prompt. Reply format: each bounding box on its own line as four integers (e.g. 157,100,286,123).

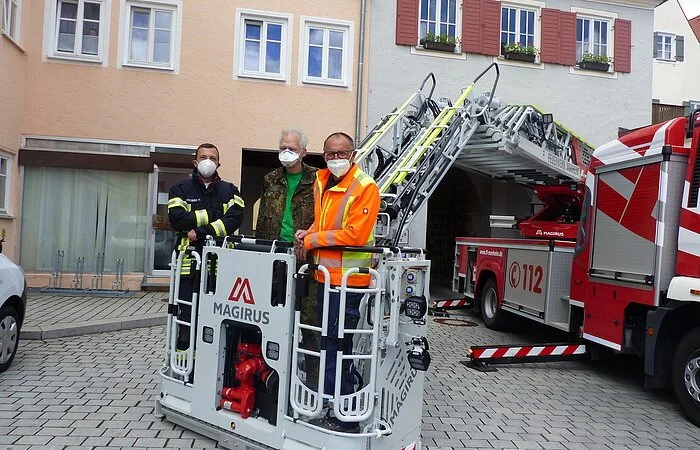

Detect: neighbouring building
0,0,370,289
652,0,700,123
368,0,659,279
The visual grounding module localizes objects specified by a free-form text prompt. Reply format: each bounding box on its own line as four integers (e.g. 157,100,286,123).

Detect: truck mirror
688,109,700,139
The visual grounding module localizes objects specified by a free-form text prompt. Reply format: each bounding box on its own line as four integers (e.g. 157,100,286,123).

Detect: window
655,33,672,60
236,11,289,81
576,17,610,62
53,0,104,59
122,0,181,70
2,0,20,42
654,32,685,62
419,0,457,39
0,156,9,214
20,167,149,272
301,18,352,87
501,6,536,49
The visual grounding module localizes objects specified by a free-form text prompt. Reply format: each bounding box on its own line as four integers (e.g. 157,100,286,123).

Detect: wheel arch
474,270,498,307
645,301,700,389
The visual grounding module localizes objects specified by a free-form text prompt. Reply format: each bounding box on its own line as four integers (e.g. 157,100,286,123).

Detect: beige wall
0,6,27,262
21,0,369,184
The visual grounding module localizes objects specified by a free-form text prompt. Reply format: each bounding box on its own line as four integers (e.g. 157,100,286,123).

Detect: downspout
355,0,368,143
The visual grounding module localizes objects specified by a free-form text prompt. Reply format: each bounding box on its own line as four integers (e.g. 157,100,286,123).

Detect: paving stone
47,436,88,446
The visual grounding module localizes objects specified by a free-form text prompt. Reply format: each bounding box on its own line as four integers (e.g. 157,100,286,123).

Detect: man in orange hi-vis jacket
294,131,380,432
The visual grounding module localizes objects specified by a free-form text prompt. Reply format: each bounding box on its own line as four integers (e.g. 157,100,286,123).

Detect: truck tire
479,278,509,331
673,327,700,426
0,305,20,373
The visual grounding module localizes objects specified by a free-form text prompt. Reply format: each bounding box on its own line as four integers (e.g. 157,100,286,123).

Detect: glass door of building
150,166,191,275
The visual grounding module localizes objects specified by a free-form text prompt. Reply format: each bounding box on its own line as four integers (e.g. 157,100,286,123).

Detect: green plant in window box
501,42,539,63
419,32,459,53
578,53,613,72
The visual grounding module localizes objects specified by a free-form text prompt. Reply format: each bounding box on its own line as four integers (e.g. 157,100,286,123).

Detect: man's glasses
323,150,352,160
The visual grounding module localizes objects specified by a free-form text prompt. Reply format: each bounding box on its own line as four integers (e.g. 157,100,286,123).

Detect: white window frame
570,6,617,78
500,5,536,48
118,0,182,72
418,0,458,41
2,0,21,44
490,0,543,69
43,0,110,64
234,9,291,82
576,16,610,60
0,153,11,216
655,32,674,61
299,17,353,88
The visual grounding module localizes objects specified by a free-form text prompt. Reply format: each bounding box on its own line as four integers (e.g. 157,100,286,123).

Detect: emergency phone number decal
508,261,543,294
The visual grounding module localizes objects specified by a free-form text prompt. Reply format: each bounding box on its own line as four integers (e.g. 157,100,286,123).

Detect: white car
0,249,26,373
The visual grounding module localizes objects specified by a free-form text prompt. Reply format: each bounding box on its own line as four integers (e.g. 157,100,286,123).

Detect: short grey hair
279,127,309,149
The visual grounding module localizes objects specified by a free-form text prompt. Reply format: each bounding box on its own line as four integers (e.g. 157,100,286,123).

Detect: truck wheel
673,327,700,426
480,278,509,330
0,305,20,373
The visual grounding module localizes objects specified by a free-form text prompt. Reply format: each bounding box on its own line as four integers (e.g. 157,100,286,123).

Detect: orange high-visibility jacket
303,164,380,287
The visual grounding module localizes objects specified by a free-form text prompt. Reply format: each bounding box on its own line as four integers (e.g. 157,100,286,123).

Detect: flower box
503,51,536,63
579,61,610,72
421,40,456,53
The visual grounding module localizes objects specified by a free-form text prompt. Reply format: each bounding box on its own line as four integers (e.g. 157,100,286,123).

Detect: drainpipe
355,0,368,144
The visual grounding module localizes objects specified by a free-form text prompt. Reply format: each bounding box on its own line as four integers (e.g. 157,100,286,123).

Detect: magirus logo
228,277,255,304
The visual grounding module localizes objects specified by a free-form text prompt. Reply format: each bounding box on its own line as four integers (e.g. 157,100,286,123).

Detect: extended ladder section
455,103,594,185
358,63,595,246
354,73,438,182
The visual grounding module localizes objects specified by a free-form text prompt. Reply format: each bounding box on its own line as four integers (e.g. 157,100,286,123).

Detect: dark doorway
239,149,325,236
426,168,486,283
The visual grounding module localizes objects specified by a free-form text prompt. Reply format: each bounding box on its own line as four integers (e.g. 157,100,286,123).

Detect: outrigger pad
461,360,498,372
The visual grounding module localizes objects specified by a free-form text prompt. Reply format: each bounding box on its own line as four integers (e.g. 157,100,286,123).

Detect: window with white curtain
20,167,149,273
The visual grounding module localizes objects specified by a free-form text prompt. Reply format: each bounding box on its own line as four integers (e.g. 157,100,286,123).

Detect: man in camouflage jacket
255,128,319,387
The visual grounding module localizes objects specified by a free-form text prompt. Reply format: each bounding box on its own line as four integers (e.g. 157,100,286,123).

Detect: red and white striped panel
401,442,417,450
434,299,469,309
471,344,586,360
591,119,678,169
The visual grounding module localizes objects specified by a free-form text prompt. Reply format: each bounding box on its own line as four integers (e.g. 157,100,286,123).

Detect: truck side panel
590,163,660,289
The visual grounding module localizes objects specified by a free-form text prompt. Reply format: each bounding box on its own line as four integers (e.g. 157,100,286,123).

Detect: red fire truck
453,113,700,425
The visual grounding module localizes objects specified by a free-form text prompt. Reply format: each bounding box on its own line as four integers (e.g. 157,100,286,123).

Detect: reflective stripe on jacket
168,170,245,275
303,164,380,287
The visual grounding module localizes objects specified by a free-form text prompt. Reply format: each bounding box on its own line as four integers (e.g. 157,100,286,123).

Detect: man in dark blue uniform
168,143,245,351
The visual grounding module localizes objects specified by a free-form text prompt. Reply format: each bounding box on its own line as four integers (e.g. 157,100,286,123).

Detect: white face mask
327,159,351,178
197,159,217,178
278,149,300,168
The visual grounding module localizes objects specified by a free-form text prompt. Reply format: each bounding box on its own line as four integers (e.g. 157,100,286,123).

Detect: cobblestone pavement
2,311,700,449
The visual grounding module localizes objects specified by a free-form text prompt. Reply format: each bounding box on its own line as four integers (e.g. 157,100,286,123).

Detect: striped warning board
465,343,587,368
433,298,472,309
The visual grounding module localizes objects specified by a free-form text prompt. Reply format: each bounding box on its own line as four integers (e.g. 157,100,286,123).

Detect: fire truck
453,112,700,425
